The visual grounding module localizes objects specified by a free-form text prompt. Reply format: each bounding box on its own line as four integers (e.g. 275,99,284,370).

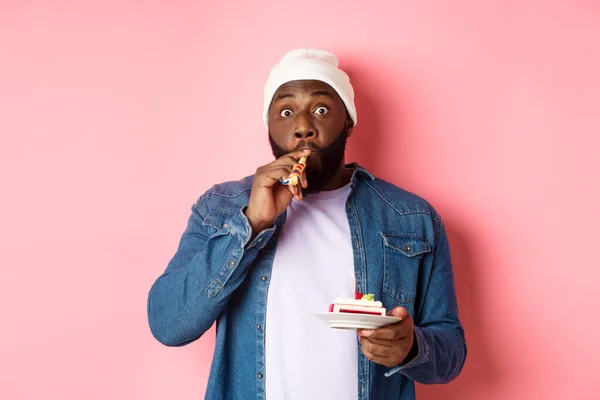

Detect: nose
294,112,317,139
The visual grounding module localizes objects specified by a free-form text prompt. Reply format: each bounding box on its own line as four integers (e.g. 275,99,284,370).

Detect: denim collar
347,162,375,182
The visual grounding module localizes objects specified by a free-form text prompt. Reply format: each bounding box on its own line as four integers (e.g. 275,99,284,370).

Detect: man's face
268,80,353,194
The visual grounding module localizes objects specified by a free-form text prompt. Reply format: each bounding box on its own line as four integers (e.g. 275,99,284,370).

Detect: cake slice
329,293,386,316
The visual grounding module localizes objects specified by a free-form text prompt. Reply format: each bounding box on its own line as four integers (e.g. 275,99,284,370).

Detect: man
147,48,466,400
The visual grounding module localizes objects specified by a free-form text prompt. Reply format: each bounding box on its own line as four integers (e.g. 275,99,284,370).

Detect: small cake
329,293,386,316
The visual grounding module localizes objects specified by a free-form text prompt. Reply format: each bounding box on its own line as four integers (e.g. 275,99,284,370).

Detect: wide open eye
280,109,294,118
314,106,329,116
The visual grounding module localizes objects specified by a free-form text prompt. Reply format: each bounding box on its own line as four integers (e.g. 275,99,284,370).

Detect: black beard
269,126,349,195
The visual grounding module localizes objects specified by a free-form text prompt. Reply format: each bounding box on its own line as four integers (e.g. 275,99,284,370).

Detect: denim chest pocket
382,233,431,306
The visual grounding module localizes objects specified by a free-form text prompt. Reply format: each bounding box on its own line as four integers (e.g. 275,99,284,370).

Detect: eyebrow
274,93,295,102
310,91,333,99
273,90,334,103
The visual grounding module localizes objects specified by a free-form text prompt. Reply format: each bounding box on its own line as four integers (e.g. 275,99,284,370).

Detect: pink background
1,1,599,399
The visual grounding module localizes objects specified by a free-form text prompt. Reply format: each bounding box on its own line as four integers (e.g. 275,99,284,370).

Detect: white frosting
333,298,383,308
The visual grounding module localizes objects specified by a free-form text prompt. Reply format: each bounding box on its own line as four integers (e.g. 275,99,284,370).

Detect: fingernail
361,330,372,337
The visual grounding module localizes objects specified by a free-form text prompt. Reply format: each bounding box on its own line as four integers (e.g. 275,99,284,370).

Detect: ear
346,116,355,138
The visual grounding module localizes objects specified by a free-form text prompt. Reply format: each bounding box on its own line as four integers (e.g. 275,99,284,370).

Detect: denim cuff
231,206,276,250
384,325,430,377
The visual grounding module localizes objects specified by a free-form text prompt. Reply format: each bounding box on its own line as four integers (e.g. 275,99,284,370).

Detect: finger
359,327,396,340
262,166,306,197
295,182,303,196
263,164,293,175
358,328,410,348
361,336,395,347
387,306,410,320
301,174,308,189
271,149,312,166
289,148,312,159
359,324,411,341
270,155,300,167
257,165,293,186
358,307,412,340
360,347,401,368
300,162,309,188
360,338,394,360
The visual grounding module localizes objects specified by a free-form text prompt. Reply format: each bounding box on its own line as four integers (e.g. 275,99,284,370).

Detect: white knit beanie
263,48,357,127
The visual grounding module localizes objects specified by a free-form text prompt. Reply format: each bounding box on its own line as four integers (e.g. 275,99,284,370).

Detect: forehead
273,80,341,100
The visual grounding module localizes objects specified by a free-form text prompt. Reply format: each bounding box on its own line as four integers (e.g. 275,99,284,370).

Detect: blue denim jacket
147,164,466,400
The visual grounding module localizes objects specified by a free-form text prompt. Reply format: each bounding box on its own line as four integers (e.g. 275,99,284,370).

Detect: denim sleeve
147,192,274,347
385,214,467,383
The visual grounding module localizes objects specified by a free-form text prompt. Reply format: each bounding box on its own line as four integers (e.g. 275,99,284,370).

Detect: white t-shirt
265,182,358,400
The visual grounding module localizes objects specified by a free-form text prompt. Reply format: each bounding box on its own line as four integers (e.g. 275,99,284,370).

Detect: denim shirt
147,163,467,400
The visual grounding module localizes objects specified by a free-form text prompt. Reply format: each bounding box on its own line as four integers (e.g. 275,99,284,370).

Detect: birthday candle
282,156,307,186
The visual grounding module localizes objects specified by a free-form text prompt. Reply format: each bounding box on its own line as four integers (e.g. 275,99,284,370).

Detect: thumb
387,306,410,320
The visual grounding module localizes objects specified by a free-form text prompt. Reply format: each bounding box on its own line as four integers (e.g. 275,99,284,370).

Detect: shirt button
261,276,267,281
257,373,263,379
223,223,228,228
230,260,235,266
257,324,261,329
406,245,411,252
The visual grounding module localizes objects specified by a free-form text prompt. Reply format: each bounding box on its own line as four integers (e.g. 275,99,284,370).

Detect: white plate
314,312,402,330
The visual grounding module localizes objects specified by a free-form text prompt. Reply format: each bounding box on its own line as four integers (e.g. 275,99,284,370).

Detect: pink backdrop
1,1,599,399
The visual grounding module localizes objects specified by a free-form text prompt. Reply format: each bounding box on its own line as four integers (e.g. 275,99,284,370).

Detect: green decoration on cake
361,294,375,301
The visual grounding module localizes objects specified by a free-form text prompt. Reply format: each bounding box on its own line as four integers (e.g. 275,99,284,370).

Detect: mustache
292,140,323,153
